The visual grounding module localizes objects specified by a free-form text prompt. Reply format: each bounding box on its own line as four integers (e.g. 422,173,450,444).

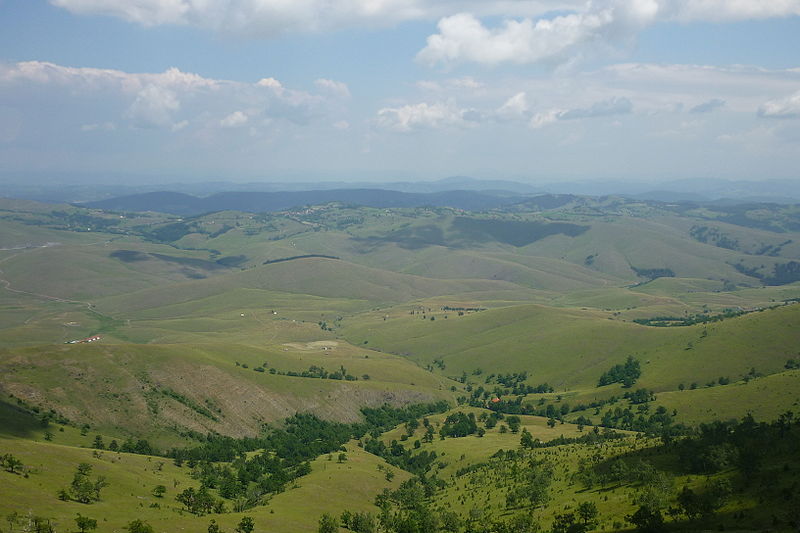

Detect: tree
520,428,534,449
577,502,599,528
75,514,98,533
235,516,254,533
207,519,223,533
125,519,155,533
152,485,167,498
1,453,23,474
26,516,54,533
627,505,665,533
6,511,19,533
68,463,108,504
551,504,598,533
92,435,105,450
547,417,557,428
319,513,339,533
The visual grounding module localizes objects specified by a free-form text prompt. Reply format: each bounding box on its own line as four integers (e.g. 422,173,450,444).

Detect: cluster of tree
277,364,358,381
675,413,798,478
206,516,255,533
1,452,24,474
595,412,799,531
574,456,663,489
734,260,800,285
689,225,740,250
361,402,450,432
599,405,678,436
598,356,641,388
633,309,750,327
503,457,553,510
176,486,225,515
439,412,479,438
363,439,439,477
623,388,656,404
161,388,219,421
4,512,57,533
58,463,108,504
463,376,553,404
632,267,675,280
118,438,158,456
162,403,450,511
551,502,599,533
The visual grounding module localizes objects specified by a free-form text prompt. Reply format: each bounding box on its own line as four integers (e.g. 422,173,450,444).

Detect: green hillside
341,302,800,393
1,197,799,532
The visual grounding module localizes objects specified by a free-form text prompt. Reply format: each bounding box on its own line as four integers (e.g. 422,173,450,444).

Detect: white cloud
220,110,249,128
126,84,181,128
50,0,800,37
0,61,336,132
417,76,484,92
663,0,800,22
496,92,530,120
257,77,283,91
759,90,800,118
314,78,350,98
333,120,350,130
417,1,659,66
49,1,589,34
376,100,478,132
418,0,800,66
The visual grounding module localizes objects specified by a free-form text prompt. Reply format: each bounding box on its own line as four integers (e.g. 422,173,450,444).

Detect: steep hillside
0,341,454,446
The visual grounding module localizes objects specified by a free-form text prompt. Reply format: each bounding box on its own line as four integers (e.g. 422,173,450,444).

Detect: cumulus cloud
418,0,800,66
220,110,249,128
126,84,181,128
49,1,593,34
0,61,338,135
759,90,800,118
376,100,479,132
690,98,725,113
417,1,658,66
49,0,800,37
314,78,350,98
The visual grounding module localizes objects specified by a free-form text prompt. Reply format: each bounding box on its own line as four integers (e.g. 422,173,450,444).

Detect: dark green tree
520,428,534,449
319,513,339,533
125,519,155,533
235,516,254,533
75,513,98,533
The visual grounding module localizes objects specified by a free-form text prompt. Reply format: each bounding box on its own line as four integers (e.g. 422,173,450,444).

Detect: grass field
2,198,800,532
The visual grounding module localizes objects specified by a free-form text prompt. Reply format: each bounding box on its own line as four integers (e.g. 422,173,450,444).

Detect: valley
1,194,799,532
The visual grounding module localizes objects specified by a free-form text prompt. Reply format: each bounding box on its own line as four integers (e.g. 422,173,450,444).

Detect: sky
0,0,799,184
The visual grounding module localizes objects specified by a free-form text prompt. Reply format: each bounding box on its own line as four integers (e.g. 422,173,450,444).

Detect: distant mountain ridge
80,188,534,215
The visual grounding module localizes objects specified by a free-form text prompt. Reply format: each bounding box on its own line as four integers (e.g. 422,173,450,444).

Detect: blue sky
1,0,799,183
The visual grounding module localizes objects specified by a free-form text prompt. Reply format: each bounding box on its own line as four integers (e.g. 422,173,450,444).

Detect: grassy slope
0,436,409,533
94,257,526,316
0,342,454,447
341,302,800,394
